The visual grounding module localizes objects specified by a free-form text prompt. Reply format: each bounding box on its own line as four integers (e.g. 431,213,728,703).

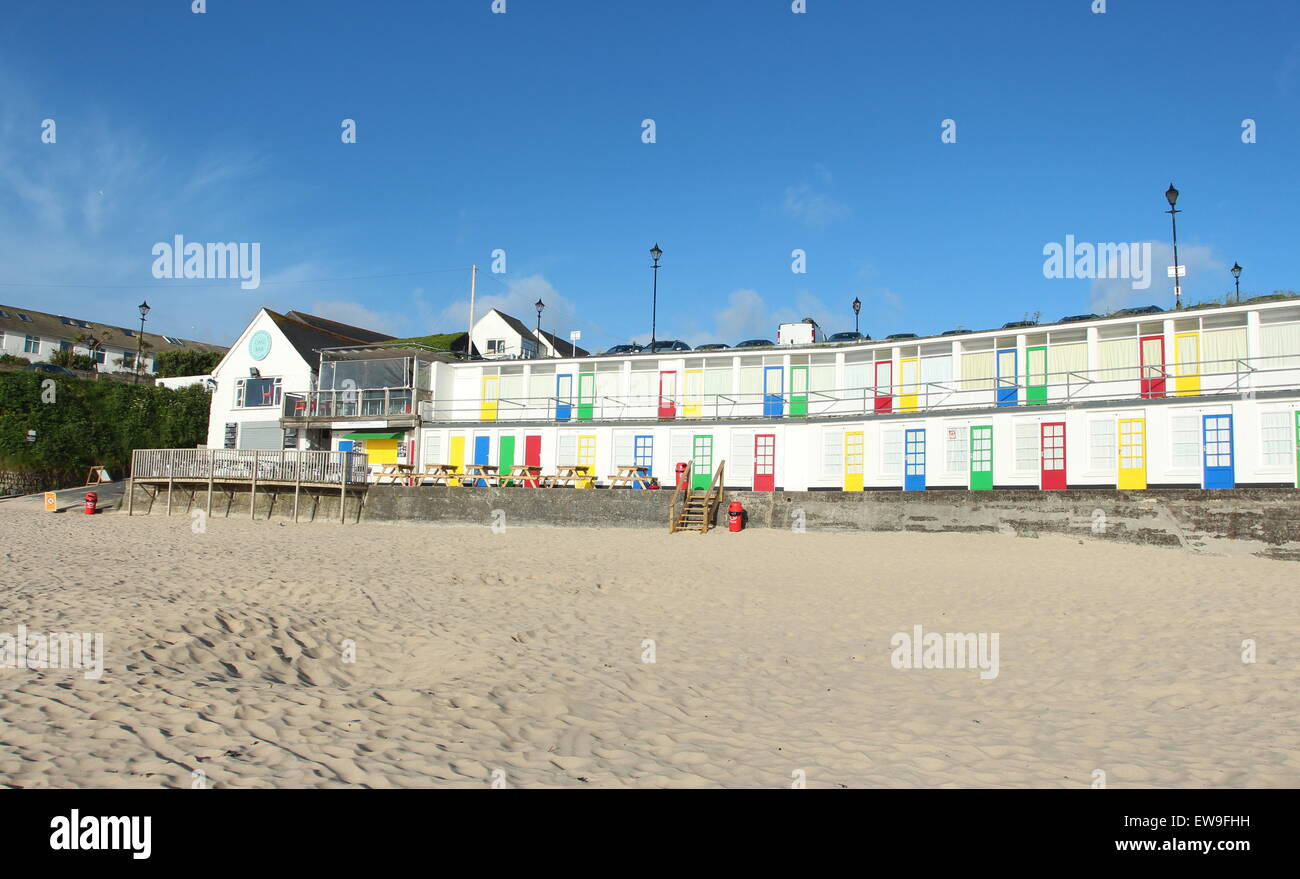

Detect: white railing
283,388,430,419
130,449,371,485
415,353,1300,424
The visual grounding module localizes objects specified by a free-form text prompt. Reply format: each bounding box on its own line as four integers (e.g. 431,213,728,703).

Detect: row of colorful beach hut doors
839,415,1239,490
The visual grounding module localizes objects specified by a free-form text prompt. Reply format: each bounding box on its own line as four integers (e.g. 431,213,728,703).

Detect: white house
467,308,589,360
205,309,393,450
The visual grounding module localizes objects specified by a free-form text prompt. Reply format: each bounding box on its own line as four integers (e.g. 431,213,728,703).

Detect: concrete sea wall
125,480,1300,560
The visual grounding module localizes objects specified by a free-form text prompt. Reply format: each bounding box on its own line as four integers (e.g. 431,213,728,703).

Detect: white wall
206,310,315,449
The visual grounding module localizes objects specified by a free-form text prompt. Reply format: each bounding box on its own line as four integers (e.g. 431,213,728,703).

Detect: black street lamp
534,298,545,357
852,297,862,335
135,301,150,382
1165,184,1182,310
1231,263,1243,303
649,243,662,353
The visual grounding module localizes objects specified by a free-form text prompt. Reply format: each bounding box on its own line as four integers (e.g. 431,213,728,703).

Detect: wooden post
127,478,134,516
293,450,302,523
340,450,348,523
207,449,215,518
251,450,259,520
166,449,174,516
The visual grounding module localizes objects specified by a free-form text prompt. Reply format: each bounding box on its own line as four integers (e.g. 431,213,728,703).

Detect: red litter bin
675,462,689,490
728,500,745,532
84,492,98,515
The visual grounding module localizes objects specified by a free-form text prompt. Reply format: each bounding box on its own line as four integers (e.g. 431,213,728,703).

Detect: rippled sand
1,503,1297,788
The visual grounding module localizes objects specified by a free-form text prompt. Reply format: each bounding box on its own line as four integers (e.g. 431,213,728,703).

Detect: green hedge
0,372,210,481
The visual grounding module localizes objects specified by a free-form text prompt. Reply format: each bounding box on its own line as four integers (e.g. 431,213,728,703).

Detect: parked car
25,363,79,378
827,331,869,343
1114,305,1164,315
646,340,691,352
941,328,973,336
885,332,918,340
693,343,730,351
734,339,775,348
603,343,643,355
1059,313,1100,323
1001,320,1038,329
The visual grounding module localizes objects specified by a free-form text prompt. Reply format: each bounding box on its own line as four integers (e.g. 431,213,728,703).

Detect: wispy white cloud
783,183,850,228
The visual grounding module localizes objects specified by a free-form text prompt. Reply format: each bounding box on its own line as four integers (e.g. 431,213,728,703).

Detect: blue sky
1,0,1298,350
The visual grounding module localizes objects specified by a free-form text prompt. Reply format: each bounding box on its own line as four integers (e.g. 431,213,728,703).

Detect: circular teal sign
248,330,272,361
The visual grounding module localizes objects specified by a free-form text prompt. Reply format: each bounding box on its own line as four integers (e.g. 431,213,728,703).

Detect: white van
777,319,825,346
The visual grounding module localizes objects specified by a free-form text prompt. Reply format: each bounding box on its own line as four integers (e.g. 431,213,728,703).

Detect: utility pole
467,264,478,360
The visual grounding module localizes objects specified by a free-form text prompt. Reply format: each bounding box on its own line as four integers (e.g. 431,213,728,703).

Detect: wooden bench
551,464,595,489
462,464,500,487
375,464,415,485
504,464,543,488
413,464,459,486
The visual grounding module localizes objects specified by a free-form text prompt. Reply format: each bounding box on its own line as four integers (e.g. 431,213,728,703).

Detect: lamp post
1231,263,1243,303
135,301,150,383
852,297,861,335
649,243,662,353
85,334,100,372
1165,184,1182,310
535,298,545,357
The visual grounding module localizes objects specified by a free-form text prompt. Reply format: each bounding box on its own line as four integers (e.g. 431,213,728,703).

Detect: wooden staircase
669,460,726,533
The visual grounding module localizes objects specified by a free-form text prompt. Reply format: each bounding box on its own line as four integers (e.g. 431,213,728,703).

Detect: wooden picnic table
608,464,653,489
413,464,460,486
551,464,595,489
504,464,543,488
462,463,500,487
375,463,416,485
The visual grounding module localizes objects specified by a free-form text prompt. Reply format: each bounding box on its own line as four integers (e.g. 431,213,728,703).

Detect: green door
577,373,595,421
1026,346,1047,404
499,436,515,485
970,425,993,490
692,435,713,490
790,365,809,417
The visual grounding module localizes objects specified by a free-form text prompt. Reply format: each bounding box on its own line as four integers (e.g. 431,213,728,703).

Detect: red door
874,361,893,413
754,434,775,491
523,435,541,487
1140,335,1166,399
658,371,677,418
1040,422,1066,490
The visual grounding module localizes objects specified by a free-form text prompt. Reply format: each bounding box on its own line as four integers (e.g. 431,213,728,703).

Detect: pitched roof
488,308,537,340
265,310,395,370
0,302,227,355
283,310,396,344
535,327,590,358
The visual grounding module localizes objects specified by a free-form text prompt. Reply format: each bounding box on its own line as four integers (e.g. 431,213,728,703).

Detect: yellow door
684,369,703,418
899,358,919,411
449,435,465,486
1118,418,1146,489
577,435,596,488
1174,332,1201,396
844,431,865,492
481,376,499,422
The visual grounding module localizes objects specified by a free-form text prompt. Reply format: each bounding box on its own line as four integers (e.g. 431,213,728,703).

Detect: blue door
473,435,491,486
996,348,1018,407
1203,414,1234,489
763,366,784,417
634,435,653,485
555,374,573,422
904,428,926,490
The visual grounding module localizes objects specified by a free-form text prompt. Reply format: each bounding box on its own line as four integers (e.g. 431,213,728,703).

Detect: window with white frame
1014,422,1039,471
486,338,506,355
420,430,443,468
1088,419,1116,471
1261,411,1291,467
945,425,969,473
881,428,903,474
24,335,39,353
557,433,578,466
235,376,283,408
821,428,843,477
1170,415,1200,469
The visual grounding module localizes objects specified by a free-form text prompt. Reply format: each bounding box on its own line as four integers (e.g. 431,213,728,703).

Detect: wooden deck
128,449,371,523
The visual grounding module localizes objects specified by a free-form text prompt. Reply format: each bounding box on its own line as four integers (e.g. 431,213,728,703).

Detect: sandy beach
1,502,1297,789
